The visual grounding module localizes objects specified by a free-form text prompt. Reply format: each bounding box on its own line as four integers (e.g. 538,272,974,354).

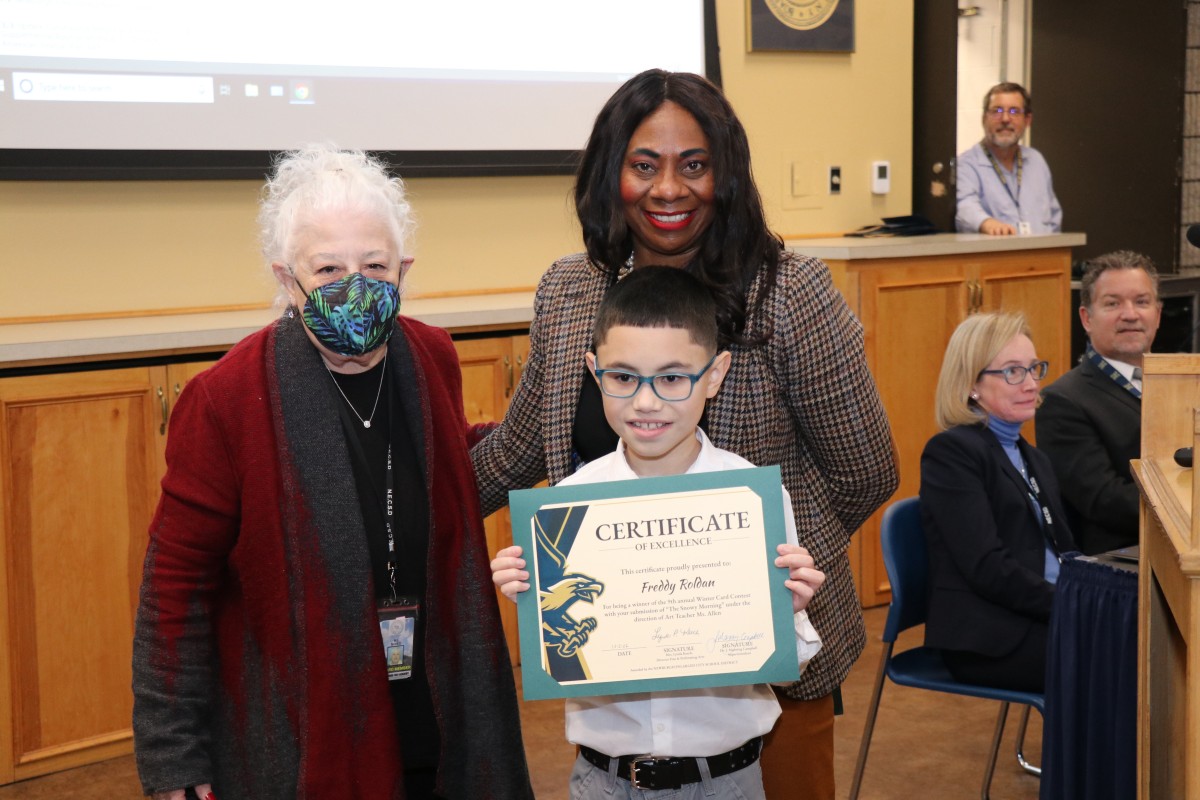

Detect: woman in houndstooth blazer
472,69,897,799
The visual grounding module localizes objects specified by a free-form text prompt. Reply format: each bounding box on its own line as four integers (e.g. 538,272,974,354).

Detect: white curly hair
258,144,415,306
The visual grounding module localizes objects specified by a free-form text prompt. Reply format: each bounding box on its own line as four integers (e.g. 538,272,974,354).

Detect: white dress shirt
1105,357,1141,392
560,429,822,757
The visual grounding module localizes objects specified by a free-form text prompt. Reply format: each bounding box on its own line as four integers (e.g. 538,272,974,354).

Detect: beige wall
0,1,912,321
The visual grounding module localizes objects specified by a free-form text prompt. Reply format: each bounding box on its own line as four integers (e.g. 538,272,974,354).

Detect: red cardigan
133,315,532,799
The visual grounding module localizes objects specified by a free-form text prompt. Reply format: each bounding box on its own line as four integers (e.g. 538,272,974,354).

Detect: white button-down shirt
561,430,822,757
1105,356,1141,391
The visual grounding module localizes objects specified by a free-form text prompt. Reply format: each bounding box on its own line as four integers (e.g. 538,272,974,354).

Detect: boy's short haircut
592,266,719,353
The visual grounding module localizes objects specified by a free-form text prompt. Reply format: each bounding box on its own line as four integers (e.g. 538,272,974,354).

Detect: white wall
956,0,1030,154
0,1,915,321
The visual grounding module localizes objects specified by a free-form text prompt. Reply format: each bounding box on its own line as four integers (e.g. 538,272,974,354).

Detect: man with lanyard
1035,252,1161,555
955,81,1062,236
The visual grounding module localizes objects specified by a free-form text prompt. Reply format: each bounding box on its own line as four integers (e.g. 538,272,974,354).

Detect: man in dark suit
1035,251,1161,554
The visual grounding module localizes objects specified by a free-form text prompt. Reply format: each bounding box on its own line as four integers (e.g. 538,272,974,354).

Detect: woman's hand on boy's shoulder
775,544,826,613
491,545,530,602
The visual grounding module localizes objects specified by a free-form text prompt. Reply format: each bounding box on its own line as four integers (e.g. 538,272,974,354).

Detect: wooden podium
1131,354,1200,798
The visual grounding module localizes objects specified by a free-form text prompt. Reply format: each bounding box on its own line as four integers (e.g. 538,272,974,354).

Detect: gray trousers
568,752,766,800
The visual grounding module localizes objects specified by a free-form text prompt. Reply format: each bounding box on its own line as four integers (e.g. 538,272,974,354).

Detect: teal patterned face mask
296,272,401,356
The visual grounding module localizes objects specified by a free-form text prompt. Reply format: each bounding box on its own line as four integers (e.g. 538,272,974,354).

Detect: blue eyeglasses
593,353,718,401
987,106,1028,118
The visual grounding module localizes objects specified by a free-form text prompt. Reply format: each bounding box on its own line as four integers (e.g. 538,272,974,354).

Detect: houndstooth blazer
471,250,898,700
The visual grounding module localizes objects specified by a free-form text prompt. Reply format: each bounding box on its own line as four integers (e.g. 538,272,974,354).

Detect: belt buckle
629,755,657,790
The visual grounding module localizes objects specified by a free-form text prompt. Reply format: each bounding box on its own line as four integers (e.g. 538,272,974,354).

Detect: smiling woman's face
619,101,716,268
972,333,1040,424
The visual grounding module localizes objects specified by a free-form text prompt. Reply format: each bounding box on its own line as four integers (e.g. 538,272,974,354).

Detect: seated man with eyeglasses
490,266,825,800
955,81,1062,236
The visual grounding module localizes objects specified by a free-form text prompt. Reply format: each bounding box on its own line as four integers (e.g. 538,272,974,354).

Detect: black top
572,369,620,463
330,357,439,773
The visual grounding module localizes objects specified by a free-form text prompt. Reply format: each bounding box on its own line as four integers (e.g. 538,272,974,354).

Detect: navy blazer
919,424,1076,658
1035,357,1141,554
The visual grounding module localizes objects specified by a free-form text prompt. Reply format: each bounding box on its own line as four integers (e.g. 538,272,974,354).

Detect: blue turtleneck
988,415,1060,584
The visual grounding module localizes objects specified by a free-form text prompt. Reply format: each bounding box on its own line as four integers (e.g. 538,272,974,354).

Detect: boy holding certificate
491,267,824,799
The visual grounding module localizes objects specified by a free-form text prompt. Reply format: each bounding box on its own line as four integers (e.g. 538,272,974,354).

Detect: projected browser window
0,0,707,152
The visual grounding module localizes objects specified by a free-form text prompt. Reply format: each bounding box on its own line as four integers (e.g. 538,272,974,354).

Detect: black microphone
1175,447,1193,468
1187,224,1200,249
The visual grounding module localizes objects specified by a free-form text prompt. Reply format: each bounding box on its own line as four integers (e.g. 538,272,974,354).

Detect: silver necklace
325,357,387,428
619,251,635,279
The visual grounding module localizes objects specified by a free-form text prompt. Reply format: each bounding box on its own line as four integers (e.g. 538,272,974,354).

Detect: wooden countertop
0,291,536,368
786,231,1086,260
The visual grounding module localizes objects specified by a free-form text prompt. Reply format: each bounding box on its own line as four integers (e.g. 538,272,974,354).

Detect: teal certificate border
509,465,799,700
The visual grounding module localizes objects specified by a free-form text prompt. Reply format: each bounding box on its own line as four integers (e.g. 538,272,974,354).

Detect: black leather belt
578,736,762,791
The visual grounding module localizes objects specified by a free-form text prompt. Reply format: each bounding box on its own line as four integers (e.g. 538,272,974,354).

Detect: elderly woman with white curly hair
131,145,533,800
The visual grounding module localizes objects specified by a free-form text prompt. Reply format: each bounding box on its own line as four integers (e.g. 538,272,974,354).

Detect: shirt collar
1102,356,1139,384
613,428,711,478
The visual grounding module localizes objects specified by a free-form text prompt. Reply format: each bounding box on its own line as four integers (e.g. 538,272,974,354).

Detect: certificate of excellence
509,466,800,700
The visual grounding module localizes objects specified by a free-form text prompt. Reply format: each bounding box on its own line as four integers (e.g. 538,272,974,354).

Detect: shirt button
655,723,665,733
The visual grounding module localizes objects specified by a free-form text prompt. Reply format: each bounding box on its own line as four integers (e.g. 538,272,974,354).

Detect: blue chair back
879,497,930,643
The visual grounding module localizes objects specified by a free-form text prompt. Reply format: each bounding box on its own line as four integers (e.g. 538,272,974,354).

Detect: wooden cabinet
0,361,212,783
453,333,530,666
823,245,1073,606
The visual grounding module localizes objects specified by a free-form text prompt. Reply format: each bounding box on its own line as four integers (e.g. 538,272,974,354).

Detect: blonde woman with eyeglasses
919,312,1077,692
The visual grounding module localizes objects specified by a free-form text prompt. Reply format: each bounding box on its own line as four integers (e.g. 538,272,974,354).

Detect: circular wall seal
764,0,840,31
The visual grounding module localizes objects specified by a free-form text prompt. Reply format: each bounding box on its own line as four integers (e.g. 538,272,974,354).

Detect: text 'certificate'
509,467,799,700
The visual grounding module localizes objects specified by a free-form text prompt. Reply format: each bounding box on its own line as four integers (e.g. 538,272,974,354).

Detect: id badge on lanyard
377,597,420,681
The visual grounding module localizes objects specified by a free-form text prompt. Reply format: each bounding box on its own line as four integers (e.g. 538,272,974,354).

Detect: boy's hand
491,545,530,602
775,544,826,613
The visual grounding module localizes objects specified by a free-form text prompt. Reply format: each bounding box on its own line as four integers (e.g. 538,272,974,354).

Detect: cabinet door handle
158,386,168,435
504,355,513,398
968,279,982,312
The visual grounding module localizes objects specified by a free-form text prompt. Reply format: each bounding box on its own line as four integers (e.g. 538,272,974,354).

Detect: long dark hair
574,69,782,346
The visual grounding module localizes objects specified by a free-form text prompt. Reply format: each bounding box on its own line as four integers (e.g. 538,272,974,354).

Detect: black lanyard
384,439,397,601
1017,458,1065,556
335,375,403,602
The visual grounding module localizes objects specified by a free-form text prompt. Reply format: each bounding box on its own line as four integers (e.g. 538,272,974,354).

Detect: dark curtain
1041,557,1138,800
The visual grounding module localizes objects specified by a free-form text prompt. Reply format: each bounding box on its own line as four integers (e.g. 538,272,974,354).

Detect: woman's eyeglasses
593,354,717,401
978,361,1050,385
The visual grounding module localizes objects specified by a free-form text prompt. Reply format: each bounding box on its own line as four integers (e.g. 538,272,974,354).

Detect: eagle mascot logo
534,505,605,681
